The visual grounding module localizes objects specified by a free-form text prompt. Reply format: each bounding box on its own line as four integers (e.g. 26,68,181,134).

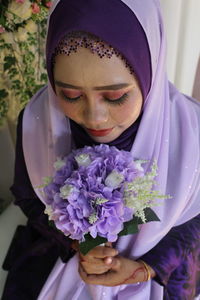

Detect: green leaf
118,219,139,236
137,207,160,224
0,89,8,99
40,73,48,82
78,208,160,255
118,208,160,236
48,220,55,228
79,234,107,255
4,56,16,71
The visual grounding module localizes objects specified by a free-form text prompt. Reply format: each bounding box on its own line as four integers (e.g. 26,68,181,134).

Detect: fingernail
106,257,113,264
112,250,118,256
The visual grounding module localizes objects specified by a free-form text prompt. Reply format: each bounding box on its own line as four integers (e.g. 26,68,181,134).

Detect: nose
83,96,109,128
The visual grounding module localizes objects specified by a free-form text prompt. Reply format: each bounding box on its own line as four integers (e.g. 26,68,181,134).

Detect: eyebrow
54,80,131,91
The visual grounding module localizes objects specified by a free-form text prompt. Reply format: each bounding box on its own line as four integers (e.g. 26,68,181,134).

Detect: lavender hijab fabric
22,0,200,299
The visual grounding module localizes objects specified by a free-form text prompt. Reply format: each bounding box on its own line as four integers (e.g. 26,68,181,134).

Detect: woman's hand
78,243,118,275
77,244,155,286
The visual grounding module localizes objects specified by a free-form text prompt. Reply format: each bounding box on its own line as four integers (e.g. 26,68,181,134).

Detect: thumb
105,257,121,271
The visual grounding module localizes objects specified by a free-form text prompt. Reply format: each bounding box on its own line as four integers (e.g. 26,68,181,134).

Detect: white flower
44,205,54,220
25,19,37,33
95,197,108,205
105,170,124,189
60,184,74,199
88,212,98,224
1,32,15,44
124,160,170,223
134,159,147,172
75,153,91,167
7,0,32,22
53,158,66,170
16,27,27,42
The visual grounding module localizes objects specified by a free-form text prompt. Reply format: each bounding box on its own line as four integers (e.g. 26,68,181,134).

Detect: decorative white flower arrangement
0,0,51,125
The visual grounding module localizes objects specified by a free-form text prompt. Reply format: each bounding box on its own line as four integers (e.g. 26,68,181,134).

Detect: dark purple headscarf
46,0,151,98
46,0,151,150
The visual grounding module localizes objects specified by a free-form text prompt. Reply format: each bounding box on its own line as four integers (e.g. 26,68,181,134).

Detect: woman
2,0,200,299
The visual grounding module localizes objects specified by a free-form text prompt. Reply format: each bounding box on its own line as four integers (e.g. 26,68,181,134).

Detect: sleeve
8,109,75,263
140,213,200,292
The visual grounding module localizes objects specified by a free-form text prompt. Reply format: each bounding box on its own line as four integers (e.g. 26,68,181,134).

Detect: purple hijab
46,0,151,151
22,0,200,299
46,0,151,100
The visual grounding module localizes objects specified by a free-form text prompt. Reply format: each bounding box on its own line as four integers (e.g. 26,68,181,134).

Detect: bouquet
42,144,169,254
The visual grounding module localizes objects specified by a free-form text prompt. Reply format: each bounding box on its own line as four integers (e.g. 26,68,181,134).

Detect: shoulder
169,82,200,130
169,82,200,113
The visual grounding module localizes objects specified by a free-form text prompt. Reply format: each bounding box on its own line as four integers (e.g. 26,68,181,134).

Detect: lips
86,128,113,137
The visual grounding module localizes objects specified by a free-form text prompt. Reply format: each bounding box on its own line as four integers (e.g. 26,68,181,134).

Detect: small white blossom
95,197,108,205
54,158,66,170
60,184,74,199
134,159,147,172
124,160,171,223
16,27,27,42
43,176,53,186
25,20,37,33
105,170,124,189
1,32,15,44
75,154,91,167
88,212,98,224
44,205,54,220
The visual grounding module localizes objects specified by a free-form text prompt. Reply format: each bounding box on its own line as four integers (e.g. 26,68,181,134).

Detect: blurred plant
0,0,51,126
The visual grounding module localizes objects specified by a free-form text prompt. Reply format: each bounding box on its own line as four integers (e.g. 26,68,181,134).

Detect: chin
90,132,121,144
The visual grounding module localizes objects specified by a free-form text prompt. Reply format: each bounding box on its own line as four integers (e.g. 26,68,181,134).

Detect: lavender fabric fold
21,0,200,299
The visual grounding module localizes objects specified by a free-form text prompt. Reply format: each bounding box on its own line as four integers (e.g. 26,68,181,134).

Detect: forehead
53,47,136,87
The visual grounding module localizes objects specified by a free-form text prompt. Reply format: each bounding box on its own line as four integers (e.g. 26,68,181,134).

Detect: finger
79,252,104,264
86,246,118,259
79,264,89,282
80,261,111,274
108,257,121,271
104,256,113,265
82,270,116,286
103,256,121,269
78,264,109,285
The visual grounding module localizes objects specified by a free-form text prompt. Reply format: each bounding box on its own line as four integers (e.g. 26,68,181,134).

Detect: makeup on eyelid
60,88,131,102
61,90,82,98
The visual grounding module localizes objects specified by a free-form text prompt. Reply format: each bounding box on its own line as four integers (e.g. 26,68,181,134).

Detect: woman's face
54,47,143,143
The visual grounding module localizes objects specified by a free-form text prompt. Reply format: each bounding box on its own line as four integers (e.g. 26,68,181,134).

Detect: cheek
57,99,80,119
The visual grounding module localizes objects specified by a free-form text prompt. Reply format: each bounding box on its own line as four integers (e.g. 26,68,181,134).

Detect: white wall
160,0,200,96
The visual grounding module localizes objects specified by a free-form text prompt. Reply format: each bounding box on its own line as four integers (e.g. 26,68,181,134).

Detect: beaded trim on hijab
52,31,134,74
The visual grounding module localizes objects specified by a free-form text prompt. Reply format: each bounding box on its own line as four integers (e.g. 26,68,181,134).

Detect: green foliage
79,208,160,255
0,0,50,124
0,89,9,125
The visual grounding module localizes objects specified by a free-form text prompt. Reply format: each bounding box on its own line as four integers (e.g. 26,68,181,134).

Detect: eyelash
61,92,129,106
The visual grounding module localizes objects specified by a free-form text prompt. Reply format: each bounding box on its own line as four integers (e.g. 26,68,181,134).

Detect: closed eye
60,91,129,106
61,91,81,102
104,93,129,105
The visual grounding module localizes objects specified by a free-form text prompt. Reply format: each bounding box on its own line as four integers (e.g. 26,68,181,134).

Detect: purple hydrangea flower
43,144,146,242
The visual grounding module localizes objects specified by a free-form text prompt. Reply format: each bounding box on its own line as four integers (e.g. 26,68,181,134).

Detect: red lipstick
87,128,113,137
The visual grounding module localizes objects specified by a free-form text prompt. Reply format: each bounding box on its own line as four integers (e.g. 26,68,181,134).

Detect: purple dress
2,110,200,300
